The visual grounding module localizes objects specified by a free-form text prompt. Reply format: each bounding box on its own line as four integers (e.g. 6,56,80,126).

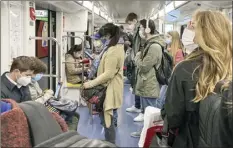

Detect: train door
35,8,49,90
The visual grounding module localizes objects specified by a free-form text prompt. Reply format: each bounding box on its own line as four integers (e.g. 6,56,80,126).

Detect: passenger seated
65,44,89,84
1,56,35,102
29,57,79,131
29,57,54,104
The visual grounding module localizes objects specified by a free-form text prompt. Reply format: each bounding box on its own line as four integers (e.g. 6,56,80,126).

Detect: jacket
65,54,83,84
163,56,201,148
85,39,125,128
219,82,233,147
132,22,141,55
134,35,164,98
1,72,31,103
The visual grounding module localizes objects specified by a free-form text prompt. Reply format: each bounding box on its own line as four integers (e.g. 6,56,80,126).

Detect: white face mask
17,75,31,86
182,28,198,54
139,30,146,39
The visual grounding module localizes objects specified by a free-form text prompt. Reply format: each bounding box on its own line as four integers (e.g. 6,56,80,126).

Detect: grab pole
29,36,62,89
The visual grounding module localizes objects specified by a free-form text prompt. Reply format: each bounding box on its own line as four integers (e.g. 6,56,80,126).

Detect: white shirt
5,73,22,88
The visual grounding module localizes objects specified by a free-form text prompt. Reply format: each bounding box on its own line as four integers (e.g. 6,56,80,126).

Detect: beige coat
85,44,125,128
65,54,83,84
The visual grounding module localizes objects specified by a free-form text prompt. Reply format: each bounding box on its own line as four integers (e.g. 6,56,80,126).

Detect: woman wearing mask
163,10,232,148
83,23,125,144
166,31,184,66
65,44,89,84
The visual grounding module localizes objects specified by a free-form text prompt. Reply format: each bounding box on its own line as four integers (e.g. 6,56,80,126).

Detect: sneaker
129,87,133,92
134,113,144,122
130,132,141,138
126,106,141,113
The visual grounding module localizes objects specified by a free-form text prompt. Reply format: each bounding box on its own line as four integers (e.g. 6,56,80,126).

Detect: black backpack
143,41,173,85
198,81,228,147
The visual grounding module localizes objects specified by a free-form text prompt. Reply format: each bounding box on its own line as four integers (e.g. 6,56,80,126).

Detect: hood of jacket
145,34,166,48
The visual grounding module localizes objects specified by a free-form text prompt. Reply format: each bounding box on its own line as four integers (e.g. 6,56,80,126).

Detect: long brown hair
167,31,183,60
186,10,232,102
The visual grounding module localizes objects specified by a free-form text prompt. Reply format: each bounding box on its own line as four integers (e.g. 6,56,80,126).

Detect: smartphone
84,51,94,60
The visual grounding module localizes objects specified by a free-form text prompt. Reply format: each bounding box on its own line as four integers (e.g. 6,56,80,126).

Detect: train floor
76,84,143,147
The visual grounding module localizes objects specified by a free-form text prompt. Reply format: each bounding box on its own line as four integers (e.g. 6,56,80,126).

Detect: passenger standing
163,10,232,148
165,31,184,66
125,12,142,114
65,44,89,84
1,56,34,103
131,19,164,137
83,23,125,144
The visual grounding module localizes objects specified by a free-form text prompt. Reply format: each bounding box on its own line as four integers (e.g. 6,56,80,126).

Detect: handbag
150,116,176,148
81,69,120,112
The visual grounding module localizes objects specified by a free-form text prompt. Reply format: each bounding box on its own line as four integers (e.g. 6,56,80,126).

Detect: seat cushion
66,83,82,88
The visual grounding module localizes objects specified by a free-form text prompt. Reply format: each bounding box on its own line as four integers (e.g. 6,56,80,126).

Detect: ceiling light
94,6,100,15
174,1,187,8
77,1,82,4
159,9,164,17
83,1,93,10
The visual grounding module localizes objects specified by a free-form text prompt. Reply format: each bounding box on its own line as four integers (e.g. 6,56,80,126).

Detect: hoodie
134,34,165,98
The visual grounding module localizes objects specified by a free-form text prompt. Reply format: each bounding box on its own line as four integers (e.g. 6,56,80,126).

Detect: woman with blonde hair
162,10,232,148
166,31,184,66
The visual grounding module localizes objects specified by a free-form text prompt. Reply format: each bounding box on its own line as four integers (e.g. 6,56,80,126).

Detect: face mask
94,40,103,48
74,52,81,58
139,30,146,39
32,74,43,82
128,24,135,30
166,38,172,45
182,28,198,54
182,28,196,46
17,75,31,86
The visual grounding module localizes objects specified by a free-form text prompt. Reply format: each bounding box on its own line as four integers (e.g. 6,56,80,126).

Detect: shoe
129,87,133,92
126,106,141,113
134,113,144,122
130,132,141,138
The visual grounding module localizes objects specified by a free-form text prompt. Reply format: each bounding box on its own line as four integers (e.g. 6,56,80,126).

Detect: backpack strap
142,41,164,60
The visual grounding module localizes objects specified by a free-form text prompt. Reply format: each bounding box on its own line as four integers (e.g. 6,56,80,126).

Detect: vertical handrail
29,36,62,88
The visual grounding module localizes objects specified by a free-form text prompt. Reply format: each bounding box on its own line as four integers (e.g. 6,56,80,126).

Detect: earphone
145,19,151,34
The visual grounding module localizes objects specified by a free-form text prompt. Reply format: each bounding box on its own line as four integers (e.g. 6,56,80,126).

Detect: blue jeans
140,85,168,113
135,95,141,109
113,109,118,125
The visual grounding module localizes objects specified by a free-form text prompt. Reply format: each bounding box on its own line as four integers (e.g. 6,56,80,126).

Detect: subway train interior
1,1,232,147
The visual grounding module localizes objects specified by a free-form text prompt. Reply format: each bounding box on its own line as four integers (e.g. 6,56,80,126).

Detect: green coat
134,35,165,98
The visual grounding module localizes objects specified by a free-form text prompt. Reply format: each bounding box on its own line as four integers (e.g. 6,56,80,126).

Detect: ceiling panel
98,0,164,22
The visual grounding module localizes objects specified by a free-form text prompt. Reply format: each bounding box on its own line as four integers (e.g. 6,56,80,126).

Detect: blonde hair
186,10,232,102
167,31,183,60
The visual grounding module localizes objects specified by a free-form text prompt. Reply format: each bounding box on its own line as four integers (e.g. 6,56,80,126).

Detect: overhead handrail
29,36,62,89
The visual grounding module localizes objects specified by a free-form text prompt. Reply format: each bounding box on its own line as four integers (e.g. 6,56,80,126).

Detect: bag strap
106,68,120,86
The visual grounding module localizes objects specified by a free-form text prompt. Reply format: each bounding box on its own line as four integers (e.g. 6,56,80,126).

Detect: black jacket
219,82,233,147
163,58,201,148
1,72,31,103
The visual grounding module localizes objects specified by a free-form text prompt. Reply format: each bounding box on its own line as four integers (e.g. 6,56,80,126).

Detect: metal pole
29,36,62,88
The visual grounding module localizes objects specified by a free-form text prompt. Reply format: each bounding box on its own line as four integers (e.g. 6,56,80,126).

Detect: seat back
18,101,63,146
1,99,32,148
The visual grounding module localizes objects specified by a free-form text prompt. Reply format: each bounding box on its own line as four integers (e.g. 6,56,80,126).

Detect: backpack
198,81,227,147
143,41,173,85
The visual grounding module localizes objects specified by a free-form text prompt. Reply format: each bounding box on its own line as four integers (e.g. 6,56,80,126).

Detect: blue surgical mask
166,38,172,44
32,74,43,82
